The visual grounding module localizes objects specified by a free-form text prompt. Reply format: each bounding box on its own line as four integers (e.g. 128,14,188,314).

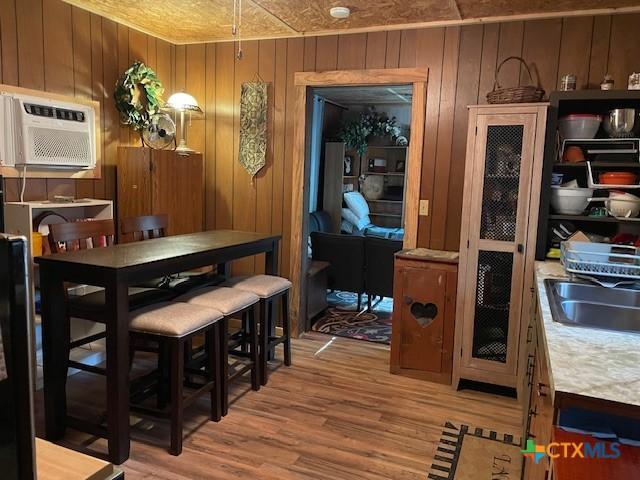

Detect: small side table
307,260,331,321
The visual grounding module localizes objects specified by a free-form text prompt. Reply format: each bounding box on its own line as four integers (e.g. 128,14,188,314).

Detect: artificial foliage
114,61,164,131
340,107,401,155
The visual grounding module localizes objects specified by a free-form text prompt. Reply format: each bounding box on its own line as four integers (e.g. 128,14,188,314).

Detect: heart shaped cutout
410,302,438,328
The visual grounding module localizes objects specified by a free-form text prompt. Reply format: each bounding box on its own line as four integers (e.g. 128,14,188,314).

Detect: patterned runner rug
310,291,393,344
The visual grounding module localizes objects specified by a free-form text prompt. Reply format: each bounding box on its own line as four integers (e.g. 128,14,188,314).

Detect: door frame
289,67,429,336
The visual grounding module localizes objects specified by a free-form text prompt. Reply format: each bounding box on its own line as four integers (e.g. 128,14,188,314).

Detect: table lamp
164,92,203,155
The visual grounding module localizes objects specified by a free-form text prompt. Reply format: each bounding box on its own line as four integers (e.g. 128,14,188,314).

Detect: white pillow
340,219,354,234
341,208,371,230
343,191,370,219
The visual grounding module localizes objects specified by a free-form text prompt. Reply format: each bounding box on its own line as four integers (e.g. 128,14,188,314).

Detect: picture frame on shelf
344,155,353,176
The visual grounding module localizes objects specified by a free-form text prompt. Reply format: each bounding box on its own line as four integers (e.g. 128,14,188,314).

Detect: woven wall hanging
239,81,268,177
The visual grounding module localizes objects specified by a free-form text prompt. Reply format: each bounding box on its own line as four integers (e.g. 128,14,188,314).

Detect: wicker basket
486,56,545,104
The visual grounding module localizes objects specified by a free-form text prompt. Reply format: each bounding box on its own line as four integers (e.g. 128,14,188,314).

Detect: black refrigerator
0,234,36,480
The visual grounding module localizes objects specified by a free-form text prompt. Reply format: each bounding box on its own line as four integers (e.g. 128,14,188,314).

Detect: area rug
311,291,393,344
428,422,522,480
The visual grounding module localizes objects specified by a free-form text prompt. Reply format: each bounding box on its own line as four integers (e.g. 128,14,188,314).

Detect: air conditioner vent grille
28,127,92,166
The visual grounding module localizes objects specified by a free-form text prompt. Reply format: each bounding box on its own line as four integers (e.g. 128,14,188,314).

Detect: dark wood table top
35,230,280,270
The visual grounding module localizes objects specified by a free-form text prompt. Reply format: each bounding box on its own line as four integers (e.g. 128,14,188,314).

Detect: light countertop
535,261,640,409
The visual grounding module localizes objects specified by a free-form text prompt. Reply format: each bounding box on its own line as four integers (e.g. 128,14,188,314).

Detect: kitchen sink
544,279,640,334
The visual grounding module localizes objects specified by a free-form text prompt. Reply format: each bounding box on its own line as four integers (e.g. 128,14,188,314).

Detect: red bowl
599,171,638,185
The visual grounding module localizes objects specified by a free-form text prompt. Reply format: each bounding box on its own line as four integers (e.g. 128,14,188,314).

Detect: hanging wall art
239,82,268,177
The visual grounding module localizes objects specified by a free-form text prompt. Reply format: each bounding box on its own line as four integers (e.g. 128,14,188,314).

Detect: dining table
35,230,281,464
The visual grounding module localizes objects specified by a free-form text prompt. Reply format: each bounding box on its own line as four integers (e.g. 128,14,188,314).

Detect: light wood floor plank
35,332,521,479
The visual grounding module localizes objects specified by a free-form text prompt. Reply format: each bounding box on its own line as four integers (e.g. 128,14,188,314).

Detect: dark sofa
309,228,402,311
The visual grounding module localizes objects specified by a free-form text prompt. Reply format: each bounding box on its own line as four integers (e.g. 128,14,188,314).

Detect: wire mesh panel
471,250,514,363
479,125,524,242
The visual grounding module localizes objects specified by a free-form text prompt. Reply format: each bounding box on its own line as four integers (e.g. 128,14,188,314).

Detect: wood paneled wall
2,2,640,278
183,13,640,277
0,0,174,203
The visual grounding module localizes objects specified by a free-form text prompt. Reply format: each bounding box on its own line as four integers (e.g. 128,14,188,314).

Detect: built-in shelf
553,161,640,168
363,172,405,176
549,214,640,223
367,145,408,149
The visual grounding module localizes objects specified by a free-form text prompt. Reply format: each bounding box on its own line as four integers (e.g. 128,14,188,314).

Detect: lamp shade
165,92,203,113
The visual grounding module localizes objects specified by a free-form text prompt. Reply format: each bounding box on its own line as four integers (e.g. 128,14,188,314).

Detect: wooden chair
47,219,175,376
120,214,168,242
48,219,116,253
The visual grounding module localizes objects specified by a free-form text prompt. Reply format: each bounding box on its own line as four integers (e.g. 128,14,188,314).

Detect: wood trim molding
289,85,310,336
0,83,102,180
294,68,429,86
289,68,429,336
403,81,427,248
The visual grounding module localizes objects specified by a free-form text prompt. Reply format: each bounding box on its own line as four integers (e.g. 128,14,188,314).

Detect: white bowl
605,192,640,217
550,187,594,215
558,114,601,139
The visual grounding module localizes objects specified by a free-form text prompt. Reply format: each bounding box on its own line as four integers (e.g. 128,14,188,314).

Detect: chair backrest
309,211,333,234
48,219,115,253
310,232,365,293
120,214,169,242
364,236,403,298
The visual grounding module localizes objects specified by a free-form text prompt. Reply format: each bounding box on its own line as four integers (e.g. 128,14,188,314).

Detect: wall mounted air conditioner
0,92,96,169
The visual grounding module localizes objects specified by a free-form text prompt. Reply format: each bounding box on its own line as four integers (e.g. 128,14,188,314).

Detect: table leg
264,240,279,360
40,267,69,440
264,240,279,276
104,279,130,464
217,262,229,279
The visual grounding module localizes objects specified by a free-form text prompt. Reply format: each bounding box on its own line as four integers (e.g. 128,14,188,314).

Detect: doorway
289,68,429,337
306,85,413,344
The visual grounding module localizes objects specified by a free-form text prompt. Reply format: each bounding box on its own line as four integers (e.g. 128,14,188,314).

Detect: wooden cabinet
522,294,553,480
117,147,204,240
391,250,458,384
454,104,547,390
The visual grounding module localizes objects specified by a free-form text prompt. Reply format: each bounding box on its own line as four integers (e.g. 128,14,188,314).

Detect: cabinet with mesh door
454,104,547,392
390,250,458,384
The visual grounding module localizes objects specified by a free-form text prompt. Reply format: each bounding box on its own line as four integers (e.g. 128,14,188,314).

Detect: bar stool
128,301,224,456
223,275,292,385
175,286,260,415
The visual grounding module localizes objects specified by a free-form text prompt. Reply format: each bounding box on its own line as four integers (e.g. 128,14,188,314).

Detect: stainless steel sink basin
544,279,640,334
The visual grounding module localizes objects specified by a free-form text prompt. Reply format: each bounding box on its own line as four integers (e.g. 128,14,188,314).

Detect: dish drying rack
561,241,640,282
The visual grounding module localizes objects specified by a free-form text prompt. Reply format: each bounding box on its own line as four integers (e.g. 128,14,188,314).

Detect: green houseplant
340,108,401,155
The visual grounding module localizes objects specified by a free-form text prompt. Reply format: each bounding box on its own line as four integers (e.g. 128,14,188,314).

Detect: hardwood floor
35,332,521,479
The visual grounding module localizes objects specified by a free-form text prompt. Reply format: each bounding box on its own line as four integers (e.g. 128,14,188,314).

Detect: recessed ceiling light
330,7,350,19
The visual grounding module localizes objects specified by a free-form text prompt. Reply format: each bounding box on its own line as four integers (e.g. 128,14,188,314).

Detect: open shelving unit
323,142,407,231
535,90,640,260
360,145,407,227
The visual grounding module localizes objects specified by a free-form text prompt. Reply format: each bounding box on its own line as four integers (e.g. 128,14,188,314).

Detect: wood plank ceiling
61,0,640,43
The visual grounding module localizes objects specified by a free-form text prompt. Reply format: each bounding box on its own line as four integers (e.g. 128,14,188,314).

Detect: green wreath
114,61,164,131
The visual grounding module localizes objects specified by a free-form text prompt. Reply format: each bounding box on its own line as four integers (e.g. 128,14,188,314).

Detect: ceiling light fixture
330,6,350,19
